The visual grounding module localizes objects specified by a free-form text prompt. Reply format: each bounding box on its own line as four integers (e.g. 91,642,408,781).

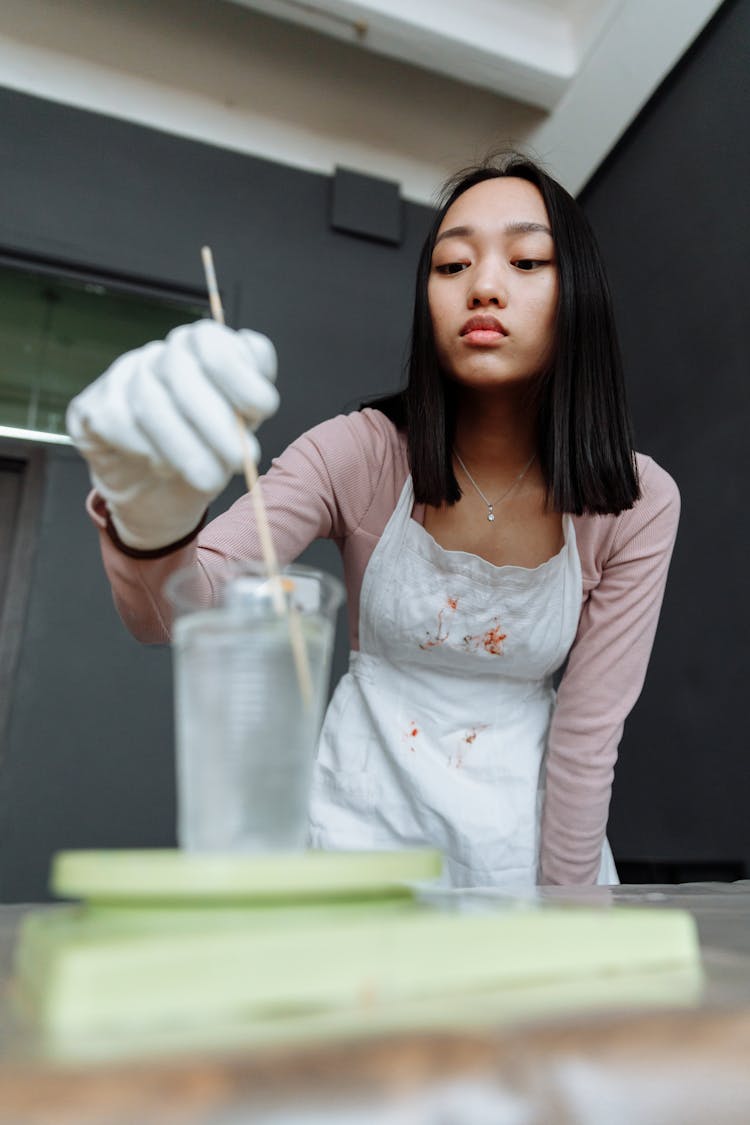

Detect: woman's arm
540,458,681,884
89,410,392,643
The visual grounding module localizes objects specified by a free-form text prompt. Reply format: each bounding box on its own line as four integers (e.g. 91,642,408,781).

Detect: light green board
51,848,443,904
16,899,702,1051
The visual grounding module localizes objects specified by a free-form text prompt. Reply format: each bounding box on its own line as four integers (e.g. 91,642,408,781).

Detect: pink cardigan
89,408,680,885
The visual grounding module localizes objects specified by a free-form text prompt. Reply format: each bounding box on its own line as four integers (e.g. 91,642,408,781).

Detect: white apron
308,477,618,888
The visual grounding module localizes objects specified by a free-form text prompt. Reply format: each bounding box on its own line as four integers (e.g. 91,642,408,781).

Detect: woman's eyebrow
435,220,552,246
434,225,473,245
505,221,553,237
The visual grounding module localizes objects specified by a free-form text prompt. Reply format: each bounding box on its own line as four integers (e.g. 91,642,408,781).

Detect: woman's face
428,177,559,392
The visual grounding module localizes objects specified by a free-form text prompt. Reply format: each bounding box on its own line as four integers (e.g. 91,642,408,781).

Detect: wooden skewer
200,245,313,707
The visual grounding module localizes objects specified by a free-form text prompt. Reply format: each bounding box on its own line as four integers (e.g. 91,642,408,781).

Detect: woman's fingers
68,320,276,492
130,362,231,494
237,328,278,383
154,335,246,474
171,320,280,427
68,343,163,461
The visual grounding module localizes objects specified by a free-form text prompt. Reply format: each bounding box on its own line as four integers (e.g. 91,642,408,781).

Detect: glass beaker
165,562,344,853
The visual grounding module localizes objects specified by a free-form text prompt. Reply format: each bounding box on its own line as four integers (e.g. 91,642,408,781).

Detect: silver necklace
454,450,536,522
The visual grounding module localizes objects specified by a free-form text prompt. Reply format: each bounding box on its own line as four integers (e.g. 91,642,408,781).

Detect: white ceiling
0,0,725,201
226,0,725,192
228,0,622,110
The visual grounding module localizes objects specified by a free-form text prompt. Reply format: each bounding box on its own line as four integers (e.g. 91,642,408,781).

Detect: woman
67,153,679,888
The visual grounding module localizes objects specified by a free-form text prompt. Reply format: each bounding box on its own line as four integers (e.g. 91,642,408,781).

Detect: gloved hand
66,319,279,551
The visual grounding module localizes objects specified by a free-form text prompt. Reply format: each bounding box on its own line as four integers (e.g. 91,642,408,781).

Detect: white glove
66,319,279,551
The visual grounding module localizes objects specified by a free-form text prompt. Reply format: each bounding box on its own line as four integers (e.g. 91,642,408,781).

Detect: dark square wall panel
330,166,403,245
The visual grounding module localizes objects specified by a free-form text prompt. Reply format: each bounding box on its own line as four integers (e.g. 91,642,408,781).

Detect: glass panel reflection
0,262,206,440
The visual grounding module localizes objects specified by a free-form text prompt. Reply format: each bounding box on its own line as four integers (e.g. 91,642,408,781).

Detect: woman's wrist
103,506,208,559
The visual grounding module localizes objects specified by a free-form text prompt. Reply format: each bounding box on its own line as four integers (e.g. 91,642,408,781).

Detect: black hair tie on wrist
104,508,208,559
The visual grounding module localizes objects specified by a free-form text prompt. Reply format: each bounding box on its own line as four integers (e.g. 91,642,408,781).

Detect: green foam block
16,898,702,1051
50,847,443,904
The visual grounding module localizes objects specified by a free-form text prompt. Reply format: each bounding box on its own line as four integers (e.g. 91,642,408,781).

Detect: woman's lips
459,315,507,345
462,329,506,345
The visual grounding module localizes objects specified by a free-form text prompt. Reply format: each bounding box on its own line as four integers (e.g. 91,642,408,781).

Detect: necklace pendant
487,506,495,522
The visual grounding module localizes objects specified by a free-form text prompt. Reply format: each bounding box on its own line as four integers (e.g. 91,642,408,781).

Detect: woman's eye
513,259,547,271
435,262,468,275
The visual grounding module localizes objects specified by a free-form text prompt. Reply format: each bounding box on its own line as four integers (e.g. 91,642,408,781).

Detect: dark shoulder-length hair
368,151,640,515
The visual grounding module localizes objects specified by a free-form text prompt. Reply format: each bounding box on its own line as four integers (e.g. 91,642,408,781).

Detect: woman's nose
468,270,508,309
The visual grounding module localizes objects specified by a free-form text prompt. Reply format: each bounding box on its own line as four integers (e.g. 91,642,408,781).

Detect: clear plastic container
165,563,344,853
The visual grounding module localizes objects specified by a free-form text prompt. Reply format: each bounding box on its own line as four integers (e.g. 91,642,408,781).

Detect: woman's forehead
439,177,550,235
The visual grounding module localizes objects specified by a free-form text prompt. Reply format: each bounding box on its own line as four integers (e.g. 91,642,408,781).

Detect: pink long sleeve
89,409,405,644
540,457,681,884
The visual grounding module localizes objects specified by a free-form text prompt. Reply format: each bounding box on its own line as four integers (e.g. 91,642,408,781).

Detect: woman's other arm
540,457,681,884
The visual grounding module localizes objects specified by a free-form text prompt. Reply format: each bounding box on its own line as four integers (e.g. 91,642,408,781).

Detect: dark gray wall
0,88,432,900
580,0,748,875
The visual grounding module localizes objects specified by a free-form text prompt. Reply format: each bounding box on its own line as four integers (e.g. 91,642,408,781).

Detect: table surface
3,883,750,1124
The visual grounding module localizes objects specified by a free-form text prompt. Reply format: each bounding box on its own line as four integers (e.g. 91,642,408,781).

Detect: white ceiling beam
228,0,586,109
528,0,726,193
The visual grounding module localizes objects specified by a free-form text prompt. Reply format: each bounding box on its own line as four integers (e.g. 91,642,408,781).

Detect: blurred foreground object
13,849,700,1060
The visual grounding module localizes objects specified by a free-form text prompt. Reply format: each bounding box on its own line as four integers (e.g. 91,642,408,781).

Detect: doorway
0,447,44,754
